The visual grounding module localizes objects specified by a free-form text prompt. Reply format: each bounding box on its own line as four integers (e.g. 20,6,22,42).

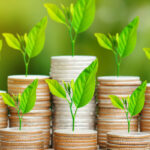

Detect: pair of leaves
109,81,147,117
1,79,38,114
44,0,95,33
46,59,98,109
95,17,139,58
3,17,47,58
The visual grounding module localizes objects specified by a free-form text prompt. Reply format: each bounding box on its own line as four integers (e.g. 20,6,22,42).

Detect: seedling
3,17,47,76
0,79,38,130
95,17,139,76
109,81,147,133
44,0,95,56
46,59,98,131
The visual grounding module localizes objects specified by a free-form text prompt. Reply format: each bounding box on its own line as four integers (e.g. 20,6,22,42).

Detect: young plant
44,0,95,56
46,59,98,131
95,17,139,76
109,81,147,133
3,17,47,76
0,79,38,130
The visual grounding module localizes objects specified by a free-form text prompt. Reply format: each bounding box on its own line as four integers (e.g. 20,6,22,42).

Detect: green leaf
128,81,147,117
70,3,74,17
72,0,95,33
0,40,2,52
143,48,150,60
72,59,98,108
46,79,66,99
25,17,47,58
20,79,38,114
44,3,67,26
95,33,113,51
117,17,139,57
70,80,75,91
0,93,16,107
3,33,22,51
109,95,124,110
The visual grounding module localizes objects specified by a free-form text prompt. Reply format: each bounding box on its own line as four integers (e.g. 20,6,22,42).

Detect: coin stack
50,56,96,131
0,128,44,149
107,132,150,149
97,76,141,148
0,91,8,129
7,75,51,149
141,84,150,132
54,130,97,150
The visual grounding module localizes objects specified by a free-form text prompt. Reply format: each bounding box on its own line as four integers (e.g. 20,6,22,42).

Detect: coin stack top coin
97,76,141,148
0,128,44,150
50,56,96,131
54,129,97,150
107,132,150,149
7,75,51,149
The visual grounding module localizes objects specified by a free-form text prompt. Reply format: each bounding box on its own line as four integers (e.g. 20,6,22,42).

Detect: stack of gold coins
141,84,150,132
0,91,8,128
0,128,44,149
97,76,141,148
107,132,150,149
7,75,51,149
50,56,96,131
54,130,97,150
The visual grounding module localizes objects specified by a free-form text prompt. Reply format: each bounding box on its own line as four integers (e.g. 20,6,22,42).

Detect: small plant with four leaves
0,79,38,130
46,59,98,131
95,17,139,76
3,17,47,76
44,0,95,56
109,81,147,133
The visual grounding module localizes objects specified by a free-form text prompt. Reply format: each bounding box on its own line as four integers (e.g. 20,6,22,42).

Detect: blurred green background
0,0,150,90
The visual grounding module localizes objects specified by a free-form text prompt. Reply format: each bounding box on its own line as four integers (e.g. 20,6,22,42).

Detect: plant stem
128,119,130,133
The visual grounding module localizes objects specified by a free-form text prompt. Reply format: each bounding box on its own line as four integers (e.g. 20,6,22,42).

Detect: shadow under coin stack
0,91,8,128
50,56,96,131
7,75,51,149
141,84,150,132
97,76,141,148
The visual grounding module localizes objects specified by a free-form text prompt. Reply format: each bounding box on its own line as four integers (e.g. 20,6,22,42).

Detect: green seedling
44,0,95,56
3,17,47,76
0,79,38,130
46,59,98,131
109,81,147,133
95,17,139,76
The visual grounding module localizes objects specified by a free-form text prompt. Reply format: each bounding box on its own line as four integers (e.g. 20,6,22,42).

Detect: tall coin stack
0,91,8,128
97,76,141,148
7,75,51,149
50,56,96,131
141,84,150,132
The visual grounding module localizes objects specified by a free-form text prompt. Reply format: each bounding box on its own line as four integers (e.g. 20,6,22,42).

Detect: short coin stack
0,91,8,128
7,75,51,149
50,56,96,131
54,130,97,150
141,84,150,132
97,76,141,148
107,132,150,149
0,128,44,149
